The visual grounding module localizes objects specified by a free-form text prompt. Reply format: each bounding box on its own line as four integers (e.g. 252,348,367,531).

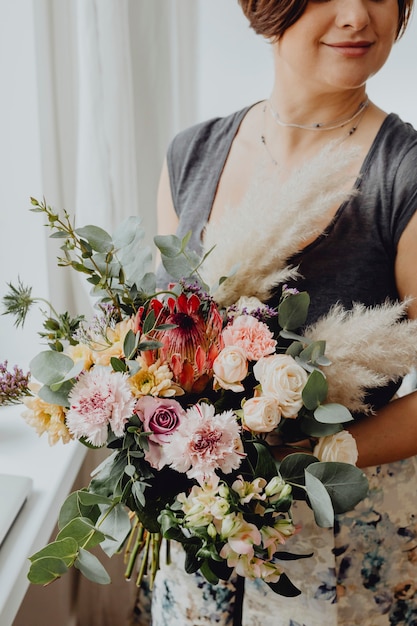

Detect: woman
152,1,417,624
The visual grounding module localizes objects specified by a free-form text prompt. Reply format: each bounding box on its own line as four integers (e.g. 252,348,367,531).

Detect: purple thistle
0,361,31,405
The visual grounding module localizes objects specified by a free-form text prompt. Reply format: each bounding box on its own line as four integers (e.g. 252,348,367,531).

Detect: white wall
196,0,417,127
0,1,48,369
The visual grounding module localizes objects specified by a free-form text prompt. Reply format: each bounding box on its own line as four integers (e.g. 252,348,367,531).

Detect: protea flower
135,291,224,393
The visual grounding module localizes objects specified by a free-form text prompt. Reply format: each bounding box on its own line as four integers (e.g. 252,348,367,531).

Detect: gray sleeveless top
158,106,417,410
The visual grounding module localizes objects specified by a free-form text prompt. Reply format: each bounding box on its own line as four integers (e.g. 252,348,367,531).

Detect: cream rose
213,346,248,392
313,431,358,465
253,354,308,418
242,396,281,433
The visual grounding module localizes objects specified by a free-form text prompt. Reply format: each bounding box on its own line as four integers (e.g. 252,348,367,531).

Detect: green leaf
278,292,310,331
38,381,74,407
314,403,353,424
300,415,343,438
75,225,113,253
110,357,128,373
29,537,78,566
97,503,132,557
58,491,100,530
199,560,220,585
77,492,114,507
161,254,194,280
49,359,84,391
304,469,334,527
113,217,152,287
29,351,76,386
253,442,278,481
142,309,156,335
279,453,318,488
123,329,138,360
306,462,369,514
74,548,111,584
154,234,182,258
299,340,326,365
302,369,328,410
27,556,69,585
57,517,106,549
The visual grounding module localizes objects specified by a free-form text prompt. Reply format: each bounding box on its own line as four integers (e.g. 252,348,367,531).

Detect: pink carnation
134,396,186,470
66,367,135,446
165,403,245,484
222,315,276,361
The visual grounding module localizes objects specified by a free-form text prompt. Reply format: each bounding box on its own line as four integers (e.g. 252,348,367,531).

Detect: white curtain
0,0,198,366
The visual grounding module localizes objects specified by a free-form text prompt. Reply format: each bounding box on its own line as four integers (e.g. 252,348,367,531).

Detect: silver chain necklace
268,97,369,132
260,100,369,166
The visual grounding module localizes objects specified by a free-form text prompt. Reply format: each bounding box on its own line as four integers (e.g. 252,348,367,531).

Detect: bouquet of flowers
3,146,417,602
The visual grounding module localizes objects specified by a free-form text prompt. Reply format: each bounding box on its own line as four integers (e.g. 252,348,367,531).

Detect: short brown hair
238,0,414,41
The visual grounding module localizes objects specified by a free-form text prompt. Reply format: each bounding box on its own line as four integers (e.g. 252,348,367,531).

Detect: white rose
233,296,266,314
242,396,281,433
253,354,308,418
213,346,248,392
313,431,358,465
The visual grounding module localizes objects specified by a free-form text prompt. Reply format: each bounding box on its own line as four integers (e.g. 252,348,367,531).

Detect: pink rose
135,396,186,469
222,315,276,361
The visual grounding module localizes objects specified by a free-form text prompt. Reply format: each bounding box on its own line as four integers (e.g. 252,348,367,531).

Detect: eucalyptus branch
30,197,131,316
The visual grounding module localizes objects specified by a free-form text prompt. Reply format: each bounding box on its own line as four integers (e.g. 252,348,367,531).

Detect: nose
335,0,371,31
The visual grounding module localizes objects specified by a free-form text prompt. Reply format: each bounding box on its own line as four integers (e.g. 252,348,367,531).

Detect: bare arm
347,209,417,467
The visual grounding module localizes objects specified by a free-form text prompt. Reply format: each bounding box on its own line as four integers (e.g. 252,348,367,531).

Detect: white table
0,404,87,626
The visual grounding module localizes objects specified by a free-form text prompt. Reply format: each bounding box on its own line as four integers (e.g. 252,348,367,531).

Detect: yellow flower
91,318,135,366
22,384,72,445
65,342,94,370
129,358,183,398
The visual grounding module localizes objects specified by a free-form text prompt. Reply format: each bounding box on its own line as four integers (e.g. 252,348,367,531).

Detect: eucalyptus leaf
57,517,106,549
279,453,318,488
27,556,69,585
58,491,99,529
49,359,84,391
38,381,74,407
29,537,79,566
74,548,111,584
161,254,195,280
278,292,310,331
75,225,113,253
77,491,114,507
154,234,182,258
302,369,328,410
113,217,152,287
304,469,335,527
314,403,353,424
97,503,132,557
29,351,75,386
306,462,369,514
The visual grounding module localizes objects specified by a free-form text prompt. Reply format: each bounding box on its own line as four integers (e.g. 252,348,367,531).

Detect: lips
325,41,373,57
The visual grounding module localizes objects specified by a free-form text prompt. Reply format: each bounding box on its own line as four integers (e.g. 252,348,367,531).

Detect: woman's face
274,0,399,93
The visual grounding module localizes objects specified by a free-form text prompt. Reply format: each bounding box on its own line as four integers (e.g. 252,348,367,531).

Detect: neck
268,87,368,132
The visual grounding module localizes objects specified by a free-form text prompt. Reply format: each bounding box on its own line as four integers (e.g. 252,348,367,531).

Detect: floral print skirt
149,456,417,626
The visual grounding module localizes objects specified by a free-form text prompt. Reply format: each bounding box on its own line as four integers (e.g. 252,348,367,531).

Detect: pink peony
222,315,276,361
165,402,245,484
66,367,136,446
134,395,186,469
